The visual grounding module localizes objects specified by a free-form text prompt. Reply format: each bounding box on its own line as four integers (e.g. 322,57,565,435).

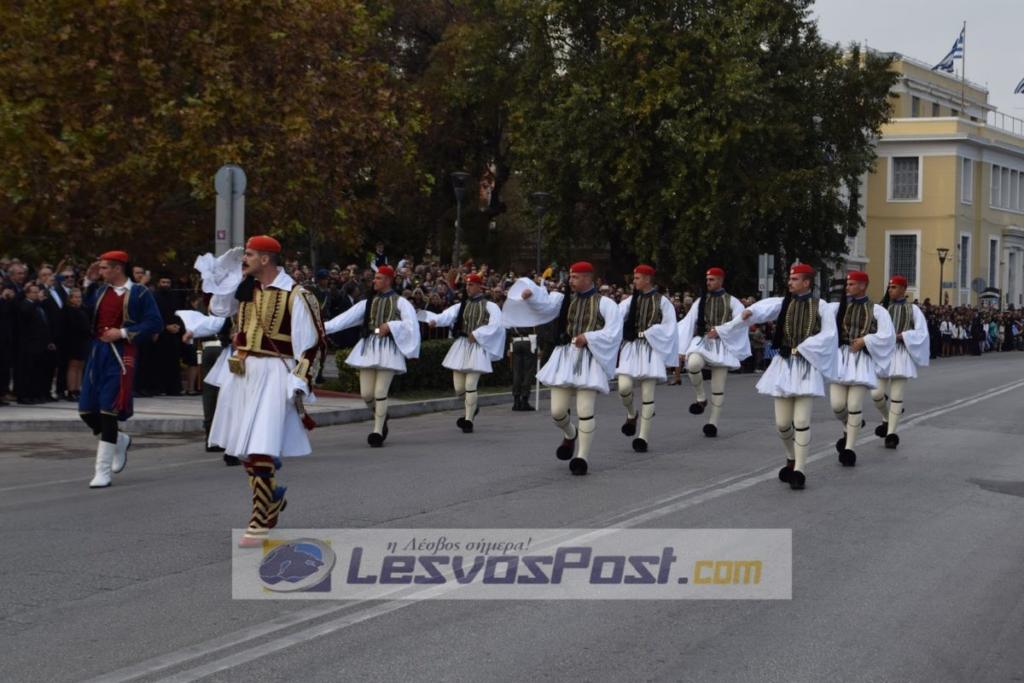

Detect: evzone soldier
502,263,622,475
825,271,894,467
195,236,326,547
323,265,421,447
507,325,537,411
178,311,237,465
615,264,678,452
424,273,505,433
716,263,837,490
676,267,749,437
871,275,931,449
79,250,163,488
181,250,248,466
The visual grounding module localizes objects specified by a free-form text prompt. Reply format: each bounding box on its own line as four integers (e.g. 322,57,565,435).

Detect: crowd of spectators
2,245,1023,405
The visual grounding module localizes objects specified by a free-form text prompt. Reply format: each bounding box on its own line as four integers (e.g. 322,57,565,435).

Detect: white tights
551,387,597,460
359,368,395,434
829,384,867,449
453,371,481,421
686,354,728,426
870,378,907,435
618,375,657,441
774,396,814,473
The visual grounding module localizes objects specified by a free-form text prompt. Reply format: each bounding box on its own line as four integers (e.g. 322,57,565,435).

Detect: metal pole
960,21,966,115
452,197,462,266
535,354,540,411
939,261,944,305
536,217,542,275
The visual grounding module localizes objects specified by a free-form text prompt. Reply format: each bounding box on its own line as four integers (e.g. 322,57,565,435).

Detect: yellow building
850,53,1024,308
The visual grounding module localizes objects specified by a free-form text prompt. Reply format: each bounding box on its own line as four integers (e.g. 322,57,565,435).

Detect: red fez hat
889,275,908,287
846,270,869,283
99,250,129,263
465,273,483,284
790,263,815,276
706,267,726,278
245,235,282,253
377,265,395,278
633,264,656,276
570,261,594,274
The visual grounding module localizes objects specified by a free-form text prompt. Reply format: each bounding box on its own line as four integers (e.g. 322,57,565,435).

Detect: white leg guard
359,369,376,417
618,374,636,419
575,390,597,460
550,387,576,440
830,383,849,425
792,397,814,472
871,379,890,420
686,353,706,402
89,440,115,488
774,397,796,461
887,378,907,434
373,369,395,434
464,372,480,421
707,368,728,427
638,379,656,441
844,385,867,449
453,370,467,419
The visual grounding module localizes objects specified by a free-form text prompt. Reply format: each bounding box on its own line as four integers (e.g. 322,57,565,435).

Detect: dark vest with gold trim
782,295,821,348
557,289,605,344
623,290,663,342
360,291,403,338
887,300,915,335
839,297,878,346
453,296,490,338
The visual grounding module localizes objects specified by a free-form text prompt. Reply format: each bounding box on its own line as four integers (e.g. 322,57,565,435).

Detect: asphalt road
2,354,1023,682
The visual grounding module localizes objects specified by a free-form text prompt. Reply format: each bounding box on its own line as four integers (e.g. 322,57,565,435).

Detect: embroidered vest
457,297,490,336
840,299,878,345
782,297,821,348
623,291,663,342
888,301,915,335
236,286,303,357
703,293,733,327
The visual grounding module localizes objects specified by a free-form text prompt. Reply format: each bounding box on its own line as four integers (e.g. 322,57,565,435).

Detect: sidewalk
0,387,547,434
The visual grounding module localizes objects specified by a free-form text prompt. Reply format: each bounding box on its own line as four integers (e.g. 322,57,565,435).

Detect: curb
0,388,552,434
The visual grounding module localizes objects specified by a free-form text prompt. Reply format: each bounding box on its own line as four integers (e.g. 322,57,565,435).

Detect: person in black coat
151,273,185,395
16,283,57,403
62,287,92,400
0,286,15,404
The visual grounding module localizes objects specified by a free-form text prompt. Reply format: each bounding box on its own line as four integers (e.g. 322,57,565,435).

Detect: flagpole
960,21,966,115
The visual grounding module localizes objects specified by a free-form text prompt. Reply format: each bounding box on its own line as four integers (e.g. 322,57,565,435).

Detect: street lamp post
450,171,471,266
529,191,551,276
937,247,950,305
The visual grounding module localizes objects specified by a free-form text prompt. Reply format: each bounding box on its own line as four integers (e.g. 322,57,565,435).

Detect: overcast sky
812,0,1024,118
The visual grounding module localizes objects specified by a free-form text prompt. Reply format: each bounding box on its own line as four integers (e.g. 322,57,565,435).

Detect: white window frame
988,236,1001,288
887,156,923,203
959,232,972,292
961,158,973,204
884,229,922,290
992,164,1002,208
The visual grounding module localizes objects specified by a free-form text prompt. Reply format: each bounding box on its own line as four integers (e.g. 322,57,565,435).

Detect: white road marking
82,375,1024,682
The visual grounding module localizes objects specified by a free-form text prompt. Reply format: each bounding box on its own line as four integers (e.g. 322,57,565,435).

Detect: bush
334,338,513,393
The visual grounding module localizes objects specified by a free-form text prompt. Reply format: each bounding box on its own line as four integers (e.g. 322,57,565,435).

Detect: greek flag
1015,77,1024,95
932,28,965,73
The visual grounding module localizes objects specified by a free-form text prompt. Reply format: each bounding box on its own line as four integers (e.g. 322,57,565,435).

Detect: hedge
334,338,513,393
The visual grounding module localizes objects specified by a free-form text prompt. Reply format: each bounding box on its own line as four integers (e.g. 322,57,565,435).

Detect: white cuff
120,328,128,339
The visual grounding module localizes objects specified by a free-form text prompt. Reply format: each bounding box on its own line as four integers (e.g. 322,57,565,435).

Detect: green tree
0,0,419,268
509,0,896,289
